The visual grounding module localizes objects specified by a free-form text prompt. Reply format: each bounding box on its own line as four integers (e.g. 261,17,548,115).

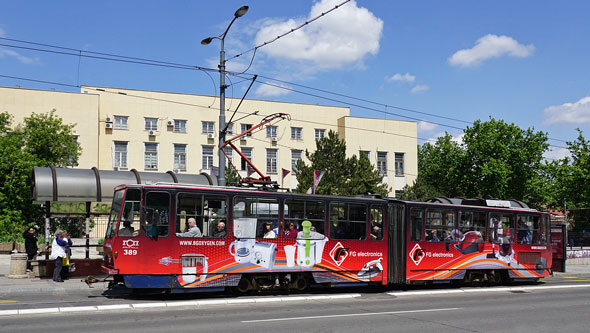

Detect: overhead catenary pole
201,5,249,187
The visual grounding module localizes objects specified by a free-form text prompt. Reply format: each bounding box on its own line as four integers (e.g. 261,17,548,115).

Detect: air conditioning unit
207,133,215,139
105,123,113,129
240,138,247,144
149,130,157,136
105,116,113,123
167,120,174,127
271,136,277,143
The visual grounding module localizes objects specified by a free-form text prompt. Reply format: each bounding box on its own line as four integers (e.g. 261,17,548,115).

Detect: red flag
247,166,255,177
281,168,291,179
312,170,325,194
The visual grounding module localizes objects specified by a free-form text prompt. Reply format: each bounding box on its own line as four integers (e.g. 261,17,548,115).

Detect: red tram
100,183,552,292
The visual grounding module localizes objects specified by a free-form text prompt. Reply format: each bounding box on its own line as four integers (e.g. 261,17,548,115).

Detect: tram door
388,203,406,284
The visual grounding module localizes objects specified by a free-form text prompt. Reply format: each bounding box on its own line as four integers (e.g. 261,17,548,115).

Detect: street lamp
201,5,249,187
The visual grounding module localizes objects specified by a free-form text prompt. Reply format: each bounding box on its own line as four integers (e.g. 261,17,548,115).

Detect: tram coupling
84,275,114,288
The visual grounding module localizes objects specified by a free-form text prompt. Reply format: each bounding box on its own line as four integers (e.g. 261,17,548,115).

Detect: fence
567,231,590,249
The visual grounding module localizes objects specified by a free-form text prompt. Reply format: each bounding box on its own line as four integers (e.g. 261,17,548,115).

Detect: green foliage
294,130,388,197
225,165,241,186
401,118,549,208
0,110,81,240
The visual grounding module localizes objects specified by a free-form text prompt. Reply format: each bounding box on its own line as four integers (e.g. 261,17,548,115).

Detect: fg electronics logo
409,243,425,266
330,242,349,266
122,239,139,249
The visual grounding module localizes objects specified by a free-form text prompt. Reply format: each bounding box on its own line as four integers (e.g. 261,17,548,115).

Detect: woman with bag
60,231,73,280
50,230,68,282
23,227,38,273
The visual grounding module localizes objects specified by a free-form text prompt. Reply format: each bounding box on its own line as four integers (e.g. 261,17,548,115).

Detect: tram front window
118,189,141,237
142,192,170,237
107,189,125,238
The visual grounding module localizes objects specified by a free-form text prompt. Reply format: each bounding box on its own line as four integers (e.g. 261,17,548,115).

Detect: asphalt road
2,275,590,332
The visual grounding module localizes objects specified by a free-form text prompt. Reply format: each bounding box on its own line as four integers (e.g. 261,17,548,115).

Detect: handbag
62,254,70,267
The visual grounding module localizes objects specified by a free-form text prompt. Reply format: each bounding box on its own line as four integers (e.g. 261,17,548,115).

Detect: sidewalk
0,242,108,295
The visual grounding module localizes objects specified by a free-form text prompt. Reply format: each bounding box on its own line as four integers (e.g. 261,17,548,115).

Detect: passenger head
217,222,225,230
310,226,316,232
123,220,132,228
188,218,196,227
54,230,63,238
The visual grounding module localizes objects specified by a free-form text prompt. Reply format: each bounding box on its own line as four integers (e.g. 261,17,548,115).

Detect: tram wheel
295,275,309,291
236,277,251,293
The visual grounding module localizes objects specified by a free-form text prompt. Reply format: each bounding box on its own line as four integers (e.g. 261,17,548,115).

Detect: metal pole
85,201,91,259
218,38,226,186
44,201,50,260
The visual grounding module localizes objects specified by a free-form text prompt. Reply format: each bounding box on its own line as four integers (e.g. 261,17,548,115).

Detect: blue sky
1,0,589,159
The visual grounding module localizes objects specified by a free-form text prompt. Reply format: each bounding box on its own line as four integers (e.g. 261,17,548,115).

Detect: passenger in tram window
264,223,276,239
517,219,531,244
118,220,137,237
335,222,347,239
212,221,227,238
285,222,298,238
428,230,440,242
370,226,382,240
176,218,202,237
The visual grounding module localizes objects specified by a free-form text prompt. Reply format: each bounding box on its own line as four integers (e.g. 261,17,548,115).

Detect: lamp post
201,5,249,187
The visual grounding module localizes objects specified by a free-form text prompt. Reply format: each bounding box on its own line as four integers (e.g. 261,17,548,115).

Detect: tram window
489,213,514,244
370,205,383,241
233,197,279,239
107,189,125,238
426,210,454,242
459,211,486,241
541,216,549,244
410,208,423,242
329,202,367,240
517,215,539,244
143,192,170,237
285,200,325,239
118,189,141,237
176,193,228,238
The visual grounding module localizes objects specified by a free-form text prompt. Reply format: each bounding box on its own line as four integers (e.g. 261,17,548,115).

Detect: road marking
388,284,590,296
0,300,17,304
241,307,461,323
0,293,362,317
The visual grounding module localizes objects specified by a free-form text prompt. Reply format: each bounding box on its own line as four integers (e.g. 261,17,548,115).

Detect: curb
0,293,362,317
388,283,590,297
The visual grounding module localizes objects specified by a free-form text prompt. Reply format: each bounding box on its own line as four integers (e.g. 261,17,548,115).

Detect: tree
225,164,240,186
401,118,550,208
0,110,81,240
294,130,388,196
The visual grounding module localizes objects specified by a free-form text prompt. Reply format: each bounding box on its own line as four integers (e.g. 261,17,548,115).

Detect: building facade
1,85,417,196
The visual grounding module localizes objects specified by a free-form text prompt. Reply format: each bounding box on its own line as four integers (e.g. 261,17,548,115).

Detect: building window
241,147,253,171
291,150,302,172
145,118,158,131
174,120,186,133
290,127,302,140
315,129,326,140
266,149,277,174
395,153,405,176
114,141,128,170
359,150,370,161
174,144,187,172
202,121,214,134
202,146,214,170
227,123,233,135
266,126,277,138
144,143,158,170
377,151,387,176
224,146,233,164
114,116,128,130
241,124,252,136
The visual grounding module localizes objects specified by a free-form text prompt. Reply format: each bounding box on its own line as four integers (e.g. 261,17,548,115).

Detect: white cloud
254,82,291,97
418,121,437,132
254,0,383,70
543,96,590,125
424,131,464,146
386,72,415,83
448,34,535,67
0,49,39,64
411,84,430,94
543,147,571,161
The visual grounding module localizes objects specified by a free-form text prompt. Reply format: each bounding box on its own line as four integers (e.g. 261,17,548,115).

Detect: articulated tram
100,183,552,292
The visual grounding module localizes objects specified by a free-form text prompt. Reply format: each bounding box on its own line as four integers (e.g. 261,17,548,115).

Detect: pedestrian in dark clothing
23,227,38,272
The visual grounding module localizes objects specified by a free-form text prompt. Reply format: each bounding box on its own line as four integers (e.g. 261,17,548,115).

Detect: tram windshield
106,189,125,238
